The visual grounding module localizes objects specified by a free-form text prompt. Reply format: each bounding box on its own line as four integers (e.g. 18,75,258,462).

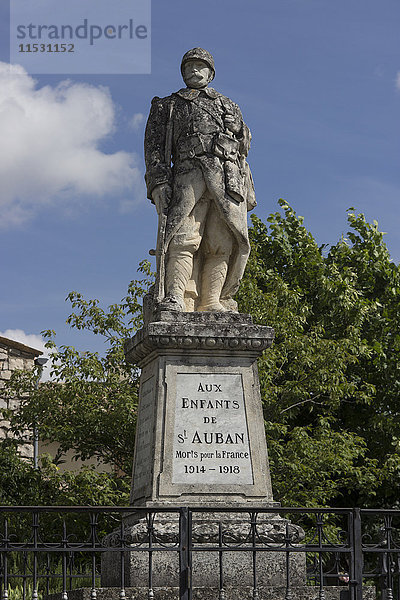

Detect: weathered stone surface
106,511,304,546
125,311,274,366
0,335,41,455
6,398,21,411
47,585,375,600
102,511,306,589
109,311,288,593
144,48,256,316
102,547,306,588
8,356,26,370
126,314,274,507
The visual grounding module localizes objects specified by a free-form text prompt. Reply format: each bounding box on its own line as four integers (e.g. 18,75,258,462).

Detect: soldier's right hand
152,183,172,215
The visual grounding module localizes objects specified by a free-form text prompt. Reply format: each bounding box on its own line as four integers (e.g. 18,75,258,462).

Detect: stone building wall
0,336,42,458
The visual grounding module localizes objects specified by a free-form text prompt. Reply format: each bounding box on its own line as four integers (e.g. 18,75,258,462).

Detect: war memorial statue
124,47,275,507
102,49,317,595
144,47,256,313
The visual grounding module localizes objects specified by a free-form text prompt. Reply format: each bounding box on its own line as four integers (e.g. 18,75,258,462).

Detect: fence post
352,508,363,600
1,516,8,600
179,508,191,600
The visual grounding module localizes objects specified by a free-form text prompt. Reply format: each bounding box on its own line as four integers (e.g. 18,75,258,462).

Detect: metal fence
0,507,399,600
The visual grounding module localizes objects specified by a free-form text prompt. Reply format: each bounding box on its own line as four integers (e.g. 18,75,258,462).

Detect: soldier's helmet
180,48,215,81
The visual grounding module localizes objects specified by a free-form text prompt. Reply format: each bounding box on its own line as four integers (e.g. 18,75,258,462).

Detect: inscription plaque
172,373,253,484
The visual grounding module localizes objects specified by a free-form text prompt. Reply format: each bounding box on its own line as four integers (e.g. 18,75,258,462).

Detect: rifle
152,98,175,306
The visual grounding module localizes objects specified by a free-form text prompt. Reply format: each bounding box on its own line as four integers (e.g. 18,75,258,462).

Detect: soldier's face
183,60,212,89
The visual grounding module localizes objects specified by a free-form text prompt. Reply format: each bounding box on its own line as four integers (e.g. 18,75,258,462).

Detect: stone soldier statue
144,48,256,313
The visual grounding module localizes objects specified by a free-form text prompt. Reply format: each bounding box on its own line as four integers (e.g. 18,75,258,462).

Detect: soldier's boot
197,256,228,312
161,250,193,311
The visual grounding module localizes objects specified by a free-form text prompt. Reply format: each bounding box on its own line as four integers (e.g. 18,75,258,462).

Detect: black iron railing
1,507,399,600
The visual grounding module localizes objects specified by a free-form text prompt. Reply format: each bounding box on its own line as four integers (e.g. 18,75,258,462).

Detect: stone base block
102,546,306,589
46,585,372,600
101,513,306,588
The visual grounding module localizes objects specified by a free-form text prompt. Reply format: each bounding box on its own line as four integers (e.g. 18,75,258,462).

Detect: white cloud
129,112,145,131
0,329,53,381
0,63,142,227
396,71,400,91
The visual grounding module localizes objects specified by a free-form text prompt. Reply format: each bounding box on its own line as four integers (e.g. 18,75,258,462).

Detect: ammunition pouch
212,132,240,162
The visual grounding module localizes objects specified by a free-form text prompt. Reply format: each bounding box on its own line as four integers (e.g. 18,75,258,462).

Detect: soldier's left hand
224,114,241,134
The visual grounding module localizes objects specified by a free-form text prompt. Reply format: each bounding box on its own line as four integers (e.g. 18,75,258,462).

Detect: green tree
3,203,400,509
1,262,153,505
0,439,129,506
237,200,400,507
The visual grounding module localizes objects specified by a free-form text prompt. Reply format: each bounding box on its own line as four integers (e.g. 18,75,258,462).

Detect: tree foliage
1,261,153,505
237,200,400,507
0,439,129,506
2,203,400,508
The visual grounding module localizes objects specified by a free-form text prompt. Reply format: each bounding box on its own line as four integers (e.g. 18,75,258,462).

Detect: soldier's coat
144,86,256,302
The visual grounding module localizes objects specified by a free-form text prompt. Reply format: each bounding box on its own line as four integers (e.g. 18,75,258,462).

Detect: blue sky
0,0,399,368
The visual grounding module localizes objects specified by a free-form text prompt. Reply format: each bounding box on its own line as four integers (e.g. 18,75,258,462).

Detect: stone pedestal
101,510,306,589
96,311,355,599
102,312,306,591
48,586,363,600
124,311,275,507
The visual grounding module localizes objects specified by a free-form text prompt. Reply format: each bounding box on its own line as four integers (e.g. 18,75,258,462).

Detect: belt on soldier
177,132,240,162
177,133,214,161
